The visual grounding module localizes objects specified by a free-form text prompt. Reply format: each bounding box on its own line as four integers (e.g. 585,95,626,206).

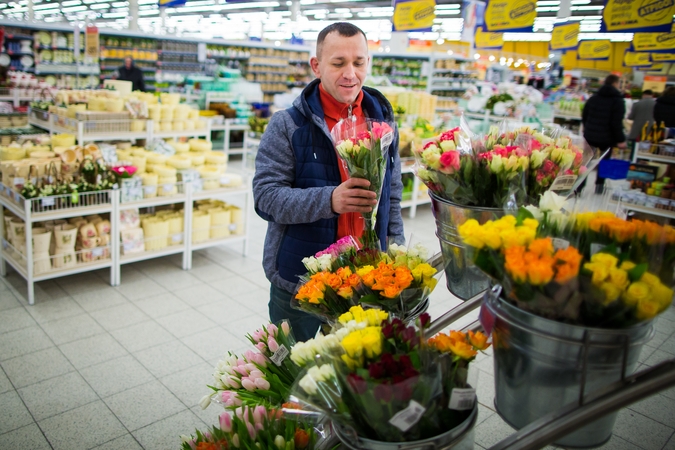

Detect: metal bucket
429,192,506,300
485,291,655,448
333,403,477,450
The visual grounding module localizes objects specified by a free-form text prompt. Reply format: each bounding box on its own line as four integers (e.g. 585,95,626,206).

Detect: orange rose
383,284,402,298
468,330,490,350
528,238,554,258
527,259,554,285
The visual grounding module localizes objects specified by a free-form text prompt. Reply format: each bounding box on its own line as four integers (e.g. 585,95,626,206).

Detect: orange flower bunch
295,268,360,304
428,330,490,360
504,238,583,286
360,261,414,298
588,216,637,243
632,219,675,245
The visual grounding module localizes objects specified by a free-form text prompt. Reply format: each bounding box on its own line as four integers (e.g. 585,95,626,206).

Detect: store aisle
1,202,674,450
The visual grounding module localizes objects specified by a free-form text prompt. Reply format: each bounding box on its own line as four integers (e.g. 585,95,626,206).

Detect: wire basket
4,189,113,215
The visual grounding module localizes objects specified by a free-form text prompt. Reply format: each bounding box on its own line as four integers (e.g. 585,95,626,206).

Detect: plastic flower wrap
180,405,316,450
331,118,395,250
293,239,440,323
203,321,299,410
458,208,674,327
291,307,449,442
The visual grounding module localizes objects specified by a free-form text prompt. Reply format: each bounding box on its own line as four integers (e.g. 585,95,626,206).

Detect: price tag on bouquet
41,197,55,207
270,344,289,366
389,400,426,432
552,238,570,251
449,388,476,411
549,175,577,193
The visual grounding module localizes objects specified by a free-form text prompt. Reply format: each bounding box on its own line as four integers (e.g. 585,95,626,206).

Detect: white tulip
539,191,567,212
199,393,213,410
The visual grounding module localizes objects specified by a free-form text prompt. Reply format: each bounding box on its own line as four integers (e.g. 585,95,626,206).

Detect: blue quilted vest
277,82,395,285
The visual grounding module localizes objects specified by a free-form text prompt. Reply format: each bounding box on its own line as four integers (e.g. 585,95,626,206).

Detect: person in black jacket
116,57,145,92
582,74,627,193
654,87,675,127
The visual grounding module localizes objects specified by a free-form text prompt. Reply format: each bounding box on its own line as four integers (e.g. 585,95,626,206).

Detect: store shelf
635,152,675,164
432,69,476,74
248,61,288,67
401,195,431,209
191,185,249,201
5,33,34,40
4,51,34,56
119,194,187,210
157,61,201,68
152,130,209,139
208,54,249,60
191,234,246,251
554,113,583,121
102,46,157,51
609,200,675,220
288,59,309,64
0,246,113,283
120,244,185,265
430,87,468,91
101,58,157,63
157,49,198,55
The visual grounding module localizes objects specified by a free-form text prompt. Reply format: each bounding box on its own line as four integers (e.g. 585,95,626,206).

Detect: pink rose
574,151,583,167
579,166,588,175
439,128,459,142
372,122,393,140
439,151,460,173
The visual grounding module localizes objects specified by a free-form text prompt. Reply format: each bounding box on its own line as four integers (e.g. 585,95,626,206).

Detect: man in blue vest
252,23,405,341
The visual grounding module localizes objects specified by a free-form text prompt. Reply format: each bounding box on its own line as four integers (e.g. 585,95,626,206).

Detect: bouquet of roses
331,118,395,250
458,209,674,327
202,321,300,410
181,405,315,450
292,238,440,323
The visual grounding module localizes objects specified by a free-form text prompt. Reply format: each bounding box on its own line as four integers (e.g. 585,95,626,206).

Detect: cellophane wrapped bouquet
331,118,395,250
458,193,674,327
290,306,490,443
414,120,606,208
292,237,440,323
181,405,316,450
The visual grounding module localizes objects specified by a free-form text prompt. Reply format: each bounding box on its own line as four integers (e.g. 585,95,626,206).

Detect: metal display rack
400,161,430,219
0,180,250,305
211,118,251,158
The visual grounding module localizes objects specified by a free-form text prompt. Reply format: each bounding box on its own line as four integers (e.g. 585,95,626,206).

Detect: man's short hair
643,90,653,96
604,74,620,85
316,22,368,59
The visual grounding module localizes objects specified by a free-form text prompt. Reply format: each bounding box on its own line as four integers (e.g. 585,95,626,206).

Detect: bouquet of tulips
202,321,299,410
292,237,440,323
331,118,395,250
457,203,674,327
181,405,315,450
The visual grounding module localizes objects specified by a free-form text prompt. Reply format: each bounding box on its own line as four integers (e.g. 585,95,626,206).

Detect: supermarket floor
1,188,674,450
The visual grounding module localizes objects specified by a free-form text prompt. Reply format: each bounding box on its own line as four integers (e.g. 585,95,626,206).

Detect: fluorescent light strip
436,4,461,9
62,5,87,11
62,0,82,6
34,2,60,9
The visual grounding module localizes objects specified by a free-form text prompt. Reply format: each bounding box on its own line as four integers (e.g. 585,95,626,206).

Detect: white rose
299,372,318,395
302,256,320,273
490,155,503,173
422,148,441,169
549,211,569,229
439,140,456,152
539,191,567,212
524,205,544,221
316,254,333,272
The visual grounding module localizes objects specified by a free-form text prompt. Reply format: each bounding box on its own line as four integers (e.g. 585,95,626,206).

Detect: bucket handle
577,331,631,407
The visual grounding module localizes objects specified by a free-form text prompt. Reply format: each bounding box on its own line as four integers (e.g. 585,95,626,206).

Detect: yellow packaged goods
194,119,206,130
117,149,132,161
0,146,26,161
67,104,86,118
219,172,243,187
160,121,173,132
131,120,146,132
142,218,169,251
140,173,158,185
210,163,228,174
143,184,157,198
205,152,227,165
51,134,76,148
188,109,200,120
199,166,220,180
53,250,76,269
165,214,184,245
173,121,185,132
105,98,125,113
158,175,178,184
29,151,56,159
160,93,180,105
130,156,147,173
203,179,220,190
184,120,195,131
153,165,177,177
131,148,147,157
146,163,159,174
192,211,211,243
167,155,192,170
158,182,178,197
160,105,175,120
230,206,244,234
174,104,190,120
148,104,161,121
167,140,190,153
88,97,106,111
189,139,212,152
121,228,145,254
189,153,206,166
209,208,231,239
146,153,168,165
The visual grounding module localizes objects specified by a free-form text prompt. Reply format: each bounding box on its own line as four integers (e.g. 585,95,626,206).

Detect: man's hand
331,178,377,214
617,142,627,149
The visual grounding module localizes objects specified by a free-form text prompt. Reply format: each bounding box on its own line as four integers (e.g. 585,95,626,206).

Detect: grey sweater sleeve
252,110,337,225
387,124,405,243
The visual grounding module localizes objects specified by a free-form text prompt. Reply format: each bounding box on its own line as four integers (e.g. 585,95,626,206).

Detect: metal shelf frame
400,162,430,219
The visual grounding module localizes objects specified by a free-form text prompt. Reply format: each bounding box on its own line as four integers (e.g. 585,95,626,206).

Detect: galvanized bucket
333,403,477,450
485,291,655,448
429,192,506,301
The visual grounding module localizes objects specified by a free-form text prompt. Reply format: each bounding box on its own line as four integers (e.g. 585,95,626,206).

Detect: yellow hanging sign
484,0,537,32
474,27,504,48
577,40,612,60
550,23,580,50
561,51,577,68
643,75,667,91
624,51,652,66
652,53,675,61
603,0,675,32
392,0,436,31
633,32,675,52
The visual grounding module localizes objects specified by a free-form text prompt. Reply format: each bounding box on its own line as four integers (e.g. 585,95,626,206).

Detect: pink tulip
244,363,258,373
281,321,291,336
253,405,266,425
249,369,264,380
254,377,271,390
268,337,280,353
233,365,250,377
255,423,264,431
267,324,278,336
221,390,233,402
256,342,266,352
204,432,212,440
237,358,246,366
251,330,263,342
223,375,241,389
241,377,256,391
188,439,196,450
219,412,232,432
247,422,257,440
249,352,267,367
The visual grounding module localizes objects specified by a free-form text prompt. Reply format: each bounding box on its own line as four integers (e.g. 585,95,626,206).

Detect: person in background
116,56,145,92
627,89,655,153
252,22,404,341
582,74,627,194
654,86,675,127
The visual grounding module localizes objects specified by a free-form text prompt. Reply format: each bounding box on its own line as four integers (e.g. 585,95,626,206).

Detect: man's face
125,58,132,69
310,32,369,104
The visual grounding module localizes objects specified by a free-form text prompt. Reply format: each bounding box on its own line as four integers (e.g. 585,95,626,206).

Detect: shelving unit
400,162,430,219
608,200,675,220
371,54,429,90
242,134,261,171
428,56,478,113
1,181,251,304
211,119,251,157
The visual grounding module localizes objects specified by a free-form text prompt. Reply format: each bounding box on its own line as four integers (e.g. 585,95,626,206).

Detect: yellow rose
620,261,637,271
584,262,609,285
499,229,520,249
600,282,622,305
636,298,660,321
516,226,537,247
361,327,383,358
458,220,485,249
480,228,502,250
651,283,674,310
522,218,539,231
608,268,629,290
423,277,438,291
364,309,389,326
356,265,375,277
640,272,661,287
590,252,619,269
411,263,437,282
341,331,363,359
622,281,652,307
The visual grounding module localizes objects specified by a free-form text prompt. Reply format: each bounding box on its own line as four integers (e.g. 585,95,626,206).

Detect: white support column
129,0,139,31
27,0,34,21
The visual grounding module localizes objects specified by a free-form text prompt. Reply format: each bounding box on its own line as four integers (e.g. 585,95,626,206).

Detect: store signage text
602,0,675,32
